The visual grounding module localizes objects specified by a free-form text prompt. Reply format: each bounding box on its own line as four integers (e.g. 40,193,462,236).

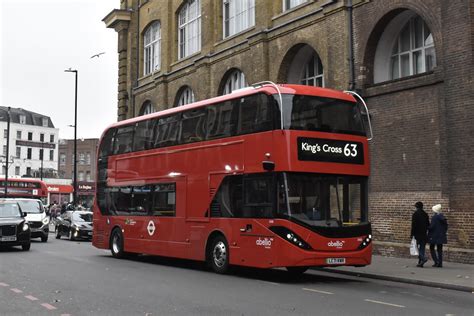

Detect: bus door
144,178,185,256
232,174,276,267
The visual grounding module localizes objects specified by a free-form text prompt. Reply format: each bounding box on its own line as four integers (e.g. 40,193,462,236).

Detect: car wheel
286,266,308,276
55,227,61,239
208,235,230,274
22,243,31,251
111,228,128,259
68,229,75,241
41,235,48,242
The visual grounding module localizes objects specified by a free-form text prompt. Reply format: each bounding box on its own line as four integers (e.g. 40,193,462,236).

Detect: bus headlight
270,226,312,250
357,234,372,250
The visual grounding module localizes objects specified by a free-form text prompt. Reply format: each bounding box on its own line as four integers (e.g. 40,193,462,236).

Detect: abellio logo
256,238,272,248
327,240,345,248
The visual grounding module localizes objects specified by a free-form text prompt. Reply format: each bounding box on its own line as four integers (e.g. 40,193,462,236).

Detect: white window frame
283,0,307,11
390,15,435,80
301,54,324,87
144,21,161,75
223,0,255,38
222,70,247,95
140,102,155,116
19,115,26,124
177,87,196,106
178,0,201,59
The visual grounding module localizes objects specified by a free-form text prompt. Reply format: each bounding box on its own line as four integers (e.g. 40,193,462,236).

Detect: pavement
319,255,473,293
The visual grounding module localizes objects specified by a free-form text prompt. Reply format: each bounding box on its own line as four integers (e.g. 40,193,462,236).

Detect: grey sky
0,0,118,140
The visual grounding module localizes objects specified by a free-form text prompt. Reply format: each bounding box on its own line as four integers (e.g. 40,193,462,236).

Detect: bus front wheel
110,228,126,259
208,236,230,274
286,266,308,276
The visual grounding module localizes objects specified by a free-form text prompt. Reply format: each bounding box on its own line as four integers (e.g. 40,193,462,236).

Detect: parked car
0,198,49,242
0,200,31,251
55,210,93,241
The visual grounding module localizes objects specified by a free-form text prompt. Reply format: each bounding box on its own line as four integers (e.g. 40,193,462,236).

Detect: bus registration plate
326,258,345,265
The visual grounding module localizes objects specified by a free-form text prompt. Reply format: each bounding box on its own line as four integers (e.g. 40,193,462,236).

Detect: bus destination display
297,137,364,164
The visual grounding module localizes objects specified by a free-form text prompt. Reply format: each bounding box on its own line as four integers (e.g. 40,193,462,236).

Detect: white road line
10,288,23,293
41,303,57,310
260,280,280,286
0,282,9,287
25,295,39,301
364,299,405,308
302,288,334,295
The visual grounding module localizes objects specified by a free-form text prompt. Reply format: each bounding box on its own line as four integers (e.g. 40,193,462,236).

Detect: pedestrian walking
411,201,429,267
429,204,448,267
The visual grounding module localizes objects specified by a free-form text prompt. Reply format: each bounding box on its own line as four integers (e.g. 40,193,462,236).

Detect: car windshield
276,173,368,227
0,202,22,218
16,200,43,213
72,212,92,223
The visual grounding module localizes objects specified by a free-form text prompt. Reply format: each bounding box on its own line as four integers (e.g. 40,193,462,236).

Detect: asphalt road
0,233,473,316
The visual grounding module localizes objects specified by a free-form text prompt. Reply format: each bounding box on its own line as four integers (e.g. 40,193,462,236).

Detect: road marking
41,303,57,310
0,282,9,287
11,288,23,293
302,288,334,295
25,295,39,301
364,299,405,308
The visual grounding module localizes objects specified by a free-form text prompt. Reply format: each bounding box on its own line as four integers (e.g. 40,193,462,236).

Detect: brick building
58,138,99,207
103,0,474,262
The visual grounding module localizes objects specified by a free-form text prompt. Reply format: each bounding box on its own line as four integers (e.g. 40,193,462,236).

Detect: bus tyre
286,266,308,276
22,243,31,251
110,229,126,259
209,236,230,274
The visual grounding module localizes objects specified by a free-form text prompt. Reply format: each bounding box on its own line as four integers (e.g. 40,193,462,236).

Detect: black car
0,200,31,251
55,210,93,241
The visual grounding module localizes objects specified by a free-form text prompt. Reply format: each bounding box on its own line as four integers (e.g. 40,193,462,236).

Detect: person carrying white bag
410,201,430,267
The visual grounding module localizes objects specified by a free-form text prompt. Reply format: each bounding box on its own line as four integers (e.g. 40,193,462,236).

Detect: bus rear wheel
208,236,230,274
110,228,126,259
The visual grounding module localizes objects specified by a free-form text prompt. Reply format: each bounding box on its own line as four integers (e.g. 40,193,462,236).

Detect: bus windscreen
280,94,366,136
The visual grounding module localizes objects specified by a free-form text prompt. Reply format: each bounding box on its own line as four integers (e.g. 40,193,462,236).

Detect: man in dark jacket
429,204,448,267
411,201,429,267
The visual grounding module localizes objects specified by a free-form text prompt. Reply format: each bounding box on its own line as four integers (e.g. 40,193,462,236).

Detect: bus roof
103,84,357,134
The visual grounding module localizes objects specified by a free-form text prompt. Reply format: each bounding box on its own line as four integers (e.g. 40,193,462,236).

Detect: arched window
390,15,435,79
222,69,247,95
223,0,255,38
178,0,201,59
176,86,195,106
301,54,324,87
373,12,436,83
139,102,155,116
144,22,161,75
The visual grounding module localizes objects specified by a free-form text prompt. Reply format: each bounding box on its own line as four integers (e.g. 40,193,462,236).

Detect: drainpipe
348,0,356,90
132,0,142,118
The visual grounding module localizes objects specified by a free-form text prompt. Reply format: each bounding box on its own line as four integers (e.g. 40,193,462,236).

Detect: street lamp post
4,106,11,197
65,68,78,206
40,141,44,180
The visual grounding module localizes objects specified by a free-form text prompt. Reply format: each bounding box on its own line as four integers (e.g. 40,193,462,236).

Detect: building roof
0,106,55,128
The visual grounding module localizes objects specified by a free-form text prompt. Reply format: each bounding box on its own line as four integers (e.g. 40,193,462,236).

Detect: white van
0,198,49,242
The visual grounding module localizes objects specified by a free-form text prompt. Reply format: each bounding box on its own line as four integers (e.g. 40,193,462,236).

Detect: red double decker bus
0,178,48,200
93,83,373,274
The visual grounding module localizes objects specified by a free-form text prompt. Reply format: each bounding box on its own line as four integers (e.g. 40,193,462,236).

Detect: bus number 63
344,144,358,157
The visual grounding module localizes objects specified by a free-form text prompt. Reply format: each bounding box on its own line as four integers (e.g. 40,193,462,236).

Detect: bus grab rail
344,90,374,141
251,81,284,130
